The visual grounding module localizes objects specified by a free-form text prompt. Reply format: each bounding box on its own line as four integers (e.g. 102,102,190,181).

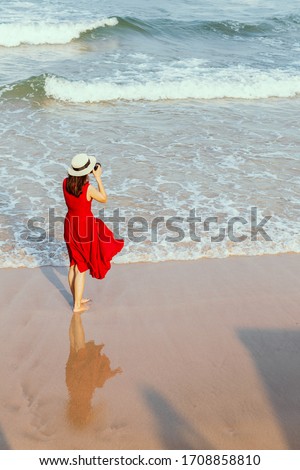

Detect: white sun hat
68,153,97,177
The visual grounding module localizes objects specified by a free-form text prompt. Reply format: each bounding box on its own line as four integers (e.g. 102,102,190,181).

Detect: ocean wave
1,68,300,103
0,75,46,101
79,15,300,41
106,15,300,37
1,14,298,48
204,14,300,36
0,17,118,47
44,69,300,102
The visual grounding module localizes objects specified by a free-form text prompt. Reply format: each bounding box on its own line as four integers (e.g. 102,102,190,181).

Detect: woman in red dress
63,153,124,313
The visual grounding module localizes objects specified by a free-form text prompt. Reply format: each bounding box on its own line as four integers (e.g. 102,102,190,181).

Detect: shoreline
0,253,300,449
1,248,299,271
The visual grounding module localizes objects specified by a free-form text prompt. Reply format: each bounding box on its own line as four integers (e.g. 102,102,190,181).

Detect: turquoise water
0,0,299,267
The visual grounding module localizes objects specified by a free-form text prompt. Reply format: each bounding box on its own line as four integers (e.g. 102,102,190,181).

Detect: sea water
0,0,299,267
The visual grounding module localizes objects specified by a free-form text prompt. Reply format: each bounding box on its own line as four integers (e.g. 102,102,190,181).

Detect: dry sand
0,253,299,450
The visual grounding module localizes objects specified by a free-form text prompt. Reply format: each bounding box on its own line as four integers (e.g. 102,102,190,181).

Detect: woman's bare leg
69,264,91,306
68,265,75,299
73,265,89,313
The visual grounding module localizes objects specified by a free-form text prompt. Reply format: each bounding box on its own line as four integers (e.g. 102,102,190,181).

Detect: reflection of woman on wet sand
66,313,121,427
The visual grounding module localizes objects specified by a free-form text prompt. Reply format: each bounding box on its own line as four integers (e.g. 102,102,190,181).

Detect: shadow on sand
0,425,10,450
238,328,300,450
40,266,72,306
141,386,213,450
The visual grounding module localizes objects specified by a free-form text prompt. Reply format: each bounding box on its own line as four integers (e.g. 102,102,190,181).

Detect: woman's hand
89,164,107,203
92,164,102,179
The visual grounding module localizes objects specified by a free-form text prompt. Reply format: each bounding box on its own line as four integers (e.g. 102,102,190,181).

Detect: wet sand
0,253,299,450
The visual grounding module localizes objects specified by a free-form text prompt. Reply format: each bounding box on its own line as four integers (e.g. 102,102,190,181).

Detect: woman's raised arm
88,165,107,203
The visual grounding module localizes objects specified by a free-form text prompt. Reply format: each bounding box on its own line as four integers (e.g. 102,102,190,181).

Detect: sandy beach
0,253,299,450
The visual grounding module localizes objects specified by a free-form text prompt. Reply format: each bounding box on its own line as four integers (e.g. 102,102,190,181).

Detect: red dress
63,178,124,279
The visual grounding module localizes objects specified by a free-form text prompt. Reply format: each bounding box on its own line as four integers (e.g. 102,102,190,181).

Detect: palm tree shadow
0,425,10,449
141,385,213,450
238,328,300,450
40,266,72,306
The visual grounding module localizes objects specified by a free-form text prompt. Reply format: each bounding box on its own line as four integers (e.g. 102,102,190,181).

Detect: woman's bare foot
73,304,90,313
81,298,91,304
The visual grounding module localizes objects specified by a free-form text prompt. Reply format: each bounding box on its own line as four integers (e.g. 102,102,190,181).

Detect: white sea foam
0,17,118,47
1,232,300,269
44,68,300,102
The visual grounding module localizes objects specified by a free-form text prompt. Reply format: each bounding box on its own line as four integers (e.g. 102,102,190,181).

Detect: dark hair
66,175,88,197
